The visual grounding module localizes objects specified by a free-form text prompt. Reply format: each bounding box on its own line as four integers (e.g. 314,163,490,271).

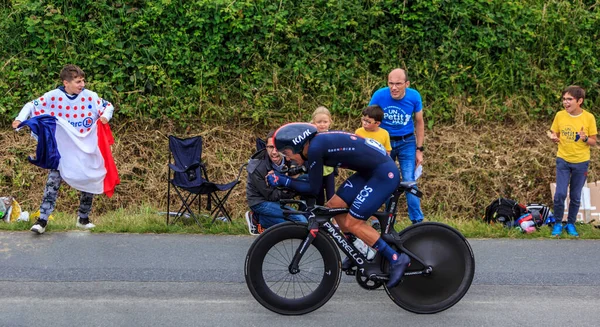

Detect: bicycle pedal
344,268,357,276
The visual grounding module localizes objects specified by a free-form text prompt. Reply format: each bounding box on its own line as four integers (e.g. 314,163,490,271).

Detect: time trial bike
244,182,475,315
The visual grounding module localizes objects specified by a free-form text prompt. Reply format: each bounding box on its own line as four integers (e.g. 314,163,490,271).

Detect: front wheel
245,222,342,315
384,222,475,314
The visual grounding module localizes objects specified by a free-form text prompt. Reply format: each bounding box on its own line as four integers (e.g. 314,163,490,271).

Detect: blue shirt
369,87,423,137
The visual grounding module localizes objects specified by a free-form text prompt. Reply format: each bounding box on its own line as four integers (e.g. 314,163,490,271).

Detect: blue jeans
250,201,307,229
389,134,424,222
553,158,589,225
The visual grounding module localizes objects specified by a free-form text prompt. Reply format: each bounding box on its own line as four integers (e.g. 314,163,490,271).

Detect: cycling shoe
341,257,356,271
386,253,411,288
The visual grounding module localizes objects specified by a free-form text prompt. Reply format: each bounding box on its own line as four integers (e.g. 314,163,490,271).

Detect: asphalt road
0,231,599,326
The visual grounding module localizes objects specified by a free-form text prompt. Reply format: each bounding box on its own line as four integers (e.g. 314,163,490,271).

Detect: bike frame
283,182,432,281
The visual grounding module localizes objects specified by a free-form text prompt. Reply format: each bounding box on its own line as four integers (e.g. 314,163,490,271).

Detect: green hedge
1,0,598,125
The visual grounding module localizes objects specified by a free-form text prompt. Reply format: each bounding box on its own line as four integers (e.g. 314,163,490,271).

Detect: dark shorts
335,160,400,220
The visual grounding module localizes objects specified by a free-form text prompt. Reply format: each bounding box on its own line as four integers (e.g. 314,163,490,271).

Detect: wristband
583,136,589,143
278,174,291,187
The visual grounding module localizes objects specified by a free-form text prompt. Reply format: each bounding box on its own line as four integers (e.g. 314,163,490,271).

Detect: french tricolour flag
19,115,120,197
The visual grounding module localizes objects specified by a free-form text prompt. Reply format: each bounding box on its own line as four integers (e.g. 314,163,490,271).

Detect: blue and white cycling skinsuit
286,131,400,220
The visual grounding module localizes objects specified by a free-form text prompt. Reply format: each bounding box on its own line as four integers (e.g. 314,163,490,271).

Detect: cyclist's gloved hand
266,172,291,187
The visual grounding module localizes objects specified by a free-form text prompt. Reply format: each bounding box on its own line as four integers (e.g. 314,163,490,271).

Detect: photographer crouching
245,130,307,234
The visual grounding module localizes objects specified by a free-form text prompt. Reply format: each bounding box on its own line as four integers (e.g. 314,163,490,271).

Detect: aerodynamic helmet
273,123,318,155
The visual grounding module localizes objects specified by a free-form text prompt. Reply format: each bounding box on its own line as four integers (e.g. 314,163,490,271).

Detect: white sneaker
76,218,95,229
30,219,47,234
245,211,259,235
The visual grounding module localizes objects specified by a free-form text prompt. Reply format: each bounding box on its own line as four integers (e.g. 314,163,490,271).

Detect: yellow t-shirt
550,110,597,163
323,166,334,176
355,127,392,153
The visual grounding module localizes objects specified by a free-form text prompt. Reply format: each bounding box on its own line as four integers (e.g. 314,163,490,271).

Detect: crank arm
375,266,433,281
403,266,433,276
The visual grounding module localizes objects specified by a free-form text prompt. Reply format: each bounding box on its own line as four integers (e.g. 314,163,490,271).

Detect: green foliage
1,0,599,125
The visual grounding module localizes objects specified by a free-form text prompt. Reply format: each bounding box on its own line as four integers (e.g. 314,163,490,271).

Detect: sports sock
373,237,399,263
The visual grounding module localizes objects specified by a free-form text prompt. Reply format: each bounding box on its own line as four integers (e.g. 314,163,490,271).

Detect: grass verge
1,206,599,239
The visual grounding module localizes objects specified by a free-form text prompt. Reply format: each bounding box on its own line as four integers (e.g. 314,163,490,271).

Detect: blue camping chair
256,137,266,152
166,135,245,225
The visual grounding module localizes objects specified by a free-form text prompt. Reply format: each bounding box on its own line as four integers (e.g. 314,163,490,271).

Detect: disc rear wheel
384,222,475,314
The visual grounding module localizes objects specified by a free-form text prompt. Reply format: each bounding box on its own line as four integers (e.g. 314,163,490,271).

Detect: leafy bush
1,0,598,125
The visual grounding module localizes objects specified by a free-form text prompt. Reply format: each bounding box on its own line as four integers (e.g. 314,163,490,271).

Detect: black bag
484,198,528,227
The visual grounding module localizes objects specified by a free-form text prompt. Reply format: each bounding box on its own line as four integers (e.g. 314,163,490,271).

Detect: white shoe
76,218,95,229
30,219,47,234
245,211,259,235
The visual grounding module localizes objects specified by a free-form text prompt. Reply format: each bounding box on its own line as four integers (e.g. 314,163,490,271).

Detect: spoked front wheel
384,222,475,314
245,222,342,315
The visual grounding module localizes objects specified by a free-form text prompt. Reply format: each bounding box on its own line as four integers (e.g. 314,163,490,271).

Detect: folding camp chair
256,137,266,152
166,135,245,225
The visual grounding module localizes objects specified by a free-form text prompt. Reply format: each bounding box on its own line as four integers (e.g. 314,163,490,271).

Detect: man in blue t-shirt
369,68,424,223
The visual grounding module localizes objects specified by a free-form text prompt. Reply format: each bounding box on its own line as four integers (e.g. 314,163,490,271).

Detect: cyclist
266,122,411,288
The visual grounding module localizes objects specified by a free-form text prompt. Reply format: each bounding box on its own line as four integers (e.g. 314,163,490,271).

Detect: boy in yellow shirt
354,105,392,232
549,85,597,237
355,105,392,155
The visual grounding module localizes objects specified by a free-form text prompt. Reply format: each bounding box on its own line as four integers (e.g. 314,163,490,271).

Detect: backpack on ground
484,198,528,227
525,203,554,226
